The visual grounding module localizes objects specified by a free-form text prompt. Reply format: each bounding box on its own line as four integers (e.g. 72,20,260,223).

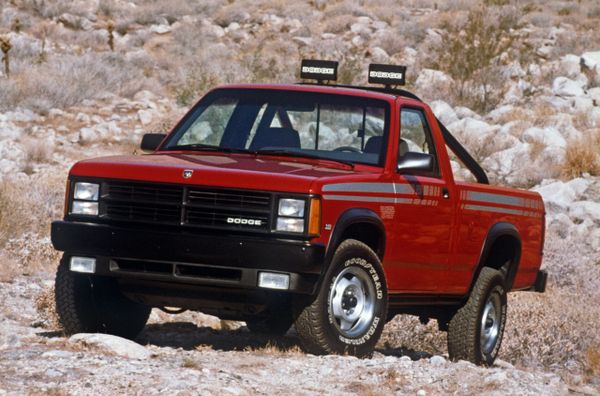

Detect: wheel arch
470,222,521,292
325,208,386,263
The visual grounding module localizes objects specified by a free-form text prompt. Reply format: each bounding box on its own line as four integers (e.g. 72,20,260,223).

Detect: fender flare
310,208,386,294
470,222,522,292
326,208,386,261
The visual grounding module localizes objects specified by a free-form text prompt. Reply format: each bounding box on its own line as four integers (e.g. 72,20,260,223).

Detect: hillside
0,0,599,394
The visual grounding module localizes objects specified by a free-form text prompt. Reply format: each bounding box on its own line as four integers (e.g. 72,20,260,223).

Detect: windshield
162,88,390,166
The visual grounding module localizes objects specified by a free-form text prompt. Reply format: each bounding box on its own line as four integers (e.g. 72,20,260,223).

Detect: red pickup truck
51,62,546,365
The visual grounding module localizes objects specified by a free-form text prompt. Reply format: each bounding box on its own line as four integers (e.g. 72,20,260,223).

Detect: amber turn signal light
308,198,321,236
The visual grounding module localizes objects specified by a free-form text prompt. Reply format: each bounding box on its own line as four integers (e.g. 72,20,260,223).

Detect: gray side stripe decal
464,204,523,216
324,195,412,204
467,191,524,207
323,182,413,194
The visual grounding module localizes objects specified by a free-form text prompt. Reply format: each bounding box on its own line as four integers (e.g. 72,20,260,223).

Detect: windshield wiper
254,149,355,168
166,144,252,154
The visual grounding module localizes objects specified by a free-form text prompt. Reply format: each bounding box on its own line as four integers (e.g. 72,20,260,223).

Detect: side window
399,108,439,176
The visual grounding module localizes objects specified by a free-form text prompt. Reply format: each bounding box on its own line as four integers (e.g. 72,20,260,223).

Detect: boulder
415,69,453,91
552,77,585,97
559,54,582,78
69,333,151,359
138,110,153,126
79,127,99,144
569,201,600,223
522,127,567,148
430,100,459,126
581,51,600,70
533,178,590,212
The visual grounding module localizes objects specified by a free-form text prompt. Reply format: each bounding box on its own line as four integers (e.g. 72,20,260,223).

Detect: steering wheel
333,146,362,153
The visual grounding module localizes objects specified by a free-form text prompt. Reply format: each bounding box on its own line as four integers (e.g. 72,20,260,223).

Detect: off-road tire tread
447,267,505,365
294,239,387,357
55,256,151,339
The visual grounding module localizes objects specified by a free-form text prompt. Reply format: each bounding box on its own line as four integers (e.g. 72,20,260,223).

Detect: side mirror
397,152,434,173
141,133,166,152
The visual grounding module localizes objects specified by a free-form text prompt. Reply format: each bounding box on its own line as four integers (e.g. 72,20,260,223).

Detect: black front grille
101,181,273,232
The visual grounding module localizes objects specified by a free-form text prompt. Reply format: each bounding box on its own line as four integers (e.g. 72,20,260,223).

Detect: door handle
442,188,450,199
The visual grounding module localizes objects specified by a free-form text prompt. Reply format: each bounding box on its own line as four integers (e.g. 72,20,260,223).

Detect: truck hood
69,153,371,193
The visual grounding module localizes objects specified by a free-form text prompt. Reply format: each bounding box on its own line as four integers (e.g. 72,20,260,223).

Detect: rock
522,127,567,148
79,127,99,144
429,355,446,366
58,13,93,31
292,37,312,47
569,201,600,223
75,112,91,124
552,77,585,97
533,178,590,212
589,87,600,105
415,69,453,91
367,47,389,63
150,24,171,34
580,51,600,70
138,110,153,126
559,54,582,78
430,100,459,126
69,333,151,359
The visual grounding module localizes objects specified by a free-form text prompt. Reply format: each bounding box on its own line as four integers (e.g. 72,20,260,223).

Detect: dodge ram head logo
227,217,262,226
182,169,193,179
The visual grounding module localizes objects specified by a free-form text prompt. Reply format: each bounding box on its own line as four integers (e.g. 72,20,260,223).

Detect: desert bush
427,6,524,113
22,137,53,174
0,175,64,248
0,52,155,113
561,132,600,178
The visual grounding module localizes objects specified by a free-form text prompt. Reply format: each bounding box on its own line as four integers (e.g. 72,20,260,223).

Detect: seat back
250,127,301,151
364,136,382,154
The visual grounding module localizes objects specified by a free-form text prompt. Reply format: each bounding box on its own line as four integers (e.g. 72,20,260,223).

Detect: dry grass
35,284,59,329
561,132,600,178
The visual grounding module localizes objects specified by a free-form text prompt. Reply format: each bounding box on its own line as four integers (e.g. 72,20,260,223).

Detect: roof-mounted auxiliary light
300,59,338,84
368,63,407,88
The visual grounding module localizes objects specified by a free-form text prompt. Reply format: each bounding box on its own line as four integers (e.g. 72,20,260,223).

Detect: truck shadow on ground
138,322,431,361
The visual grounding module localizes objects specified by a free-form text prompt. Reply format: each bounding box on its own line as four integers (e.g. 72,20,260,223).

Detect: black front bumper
51,221,325,295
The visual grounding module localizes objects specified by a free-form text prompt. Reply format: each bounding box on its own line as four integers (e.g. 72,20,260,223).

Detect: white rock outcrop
69,333,151,360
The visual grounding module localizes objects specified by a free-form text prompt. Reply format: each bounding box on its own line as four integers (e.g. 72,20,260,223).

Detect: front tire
294,239,388,358
447,267,507,365
55,256,151,339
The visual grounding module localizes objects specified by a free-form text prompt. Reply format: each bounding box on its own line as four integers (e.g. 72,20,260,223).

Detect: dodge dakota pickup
51,61,546,365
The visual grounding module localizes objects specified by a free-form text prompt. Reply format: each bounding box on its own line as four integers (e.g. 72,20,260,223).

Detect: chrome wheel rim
329,266,376,338
480,293,501,355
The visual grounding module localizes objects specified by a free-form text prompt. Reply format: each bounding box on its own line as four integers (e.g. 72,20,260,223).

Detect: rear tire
447,267,507,365
294,239,388,358
55,256,151,339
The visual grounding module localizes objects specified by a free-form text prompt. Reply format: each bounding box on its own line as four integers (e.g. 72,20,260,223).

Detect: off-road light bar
258,272,290,290
368,63,407,86
70,256,96,274
300,59,338,82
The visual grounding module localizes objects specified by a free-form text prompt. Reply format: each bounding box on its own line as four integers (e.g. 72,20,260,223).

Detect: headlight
276,217,305,233
71,182,100,216
74,182,99,201
278,198,305,217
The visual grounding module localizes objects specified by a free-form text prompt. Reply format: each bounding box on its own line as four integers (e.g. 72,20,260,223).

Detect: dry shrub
22,137,53,174
586,348,600,377
561,133,600,178
0,252,20,283
0,52,155,113
427,6,524,113
35,284,59,329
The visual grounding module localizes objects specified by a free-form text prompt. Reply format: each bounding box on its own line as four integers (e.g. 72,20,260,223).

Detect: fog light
72,201,99,215
70,256,96,274
258,272,290,290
